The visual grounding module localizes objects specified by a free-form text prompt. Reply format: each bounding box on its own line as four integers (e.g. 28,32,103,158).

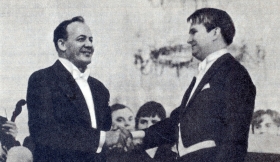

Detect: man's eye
77,38,85,42
116,118,124,122
265,123,271,128
189,29,197,35
140,120,147,124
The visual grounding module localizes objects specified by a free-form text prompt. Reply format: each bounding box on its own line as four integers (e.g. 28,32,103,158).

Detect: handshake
105,127,136,152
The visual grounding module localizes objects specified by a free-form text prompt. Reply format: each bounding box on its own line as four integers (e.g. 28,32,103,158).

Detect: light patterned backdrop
1,0,280,151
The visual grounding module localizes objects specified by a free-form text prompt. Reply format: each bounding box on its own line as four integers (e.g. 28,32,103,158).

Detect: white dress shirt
59,58,105,153
177,48,228,157
130,49,229,156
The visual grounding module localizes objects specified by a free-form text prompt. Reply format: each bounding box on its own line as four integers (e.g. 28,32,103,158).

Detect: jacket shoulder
219,54,252,78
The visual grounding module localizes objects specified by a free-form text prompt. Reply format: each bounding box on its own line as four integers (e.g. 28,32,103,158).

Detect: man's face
187,23,213,61
138,115,161,130
64,22,94,69
111,108,135,131
254,114,279,135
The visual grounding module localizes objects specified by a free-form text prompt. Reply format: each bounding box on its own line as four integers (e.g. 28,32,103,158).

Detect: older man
27,16,127,162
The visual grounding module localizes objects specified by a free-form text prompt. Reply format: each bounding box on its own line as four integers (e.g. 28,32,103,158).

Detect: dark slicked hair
187,8,235,45
135,101,166,129
53,16,85,53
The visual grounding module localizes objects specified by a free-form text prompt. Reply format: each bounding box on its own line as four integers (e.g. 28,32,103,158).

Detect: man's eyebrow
76,35,86,38
116,117,125,120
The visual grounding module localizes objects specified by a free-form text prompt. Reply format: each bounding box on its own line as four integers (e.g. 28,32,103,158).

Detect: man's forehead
189,22,204,28
66,22,92,37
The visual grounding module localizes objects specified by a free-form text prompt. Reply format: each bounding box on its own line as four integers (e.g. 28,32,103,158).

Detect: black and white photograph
1,0,280,161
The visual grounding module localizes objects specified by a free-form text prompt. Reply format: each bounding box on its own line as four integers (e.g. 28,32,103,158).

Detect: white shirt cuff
131,130,145,139
96,131,106,153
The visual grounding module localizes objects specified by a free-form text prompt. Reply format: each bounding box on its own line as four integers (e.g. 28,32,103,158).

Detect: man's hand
105,129,123,147
2,121,18,139
105,127,134,151
119,127,134,152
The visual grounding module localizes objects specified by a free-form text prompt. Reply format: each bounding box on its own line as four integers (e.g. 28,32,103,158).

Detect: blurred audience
251,109,280,135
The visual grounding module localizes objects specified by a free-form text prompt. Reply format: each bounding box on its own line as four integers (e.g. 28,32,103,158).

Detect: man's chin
80,57,92,65
192,52,198,58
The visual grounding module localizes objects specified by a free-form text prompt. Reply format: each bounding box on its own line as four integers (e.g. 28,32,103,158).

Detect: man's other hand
105,129,124,147
105,128,134,151
2,121,18,139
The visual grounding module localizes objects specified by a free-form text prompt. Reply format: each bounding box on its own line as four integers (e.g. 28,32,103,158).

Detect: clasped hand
1,121,18,139
105,127,134,152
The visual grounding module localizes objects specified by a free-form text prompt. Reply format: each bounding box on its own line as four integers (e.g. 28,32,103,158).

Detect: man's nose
124,122,130,127
259,128,264,134
85,39,93,47
187,35,193,44
147,122,153,128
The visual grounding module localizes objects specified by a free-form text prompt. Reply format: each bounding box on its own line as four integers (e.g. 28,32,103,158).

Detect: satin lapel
87,78,100,128
52,60,91,124
184,54,231,112
179,77,196,115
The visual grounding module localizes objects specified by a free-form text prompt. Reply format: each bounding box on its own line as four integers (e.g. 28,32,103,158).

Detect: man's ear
57,39,67,51
212,27,221,41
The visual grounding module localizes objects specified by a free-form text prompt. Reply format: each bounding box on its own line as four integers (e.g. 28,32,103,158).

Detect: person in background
0,116,20,162
135,101,165,131
251,109,280,135
106,104,135,162
111,104,135,131
126,101,176,162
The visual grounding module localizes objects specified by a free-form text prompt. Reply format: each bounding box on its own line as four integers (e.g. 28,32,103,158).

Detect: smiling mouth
80,50,93,56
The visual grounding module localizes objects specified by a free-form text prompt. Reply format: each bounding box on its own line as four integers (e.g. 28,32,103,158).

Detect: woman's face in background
137,115,161,130
254,114,279,135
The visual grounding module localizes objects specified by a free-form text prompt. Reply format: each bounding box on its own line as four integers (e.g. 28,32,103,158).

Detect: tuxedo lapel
180,77,196,114
88,78,102,128
184,54,231,111
52,60,91,124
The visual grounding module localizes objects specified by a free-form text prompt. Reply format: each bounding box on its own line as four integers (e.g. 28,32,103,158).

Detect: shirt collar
198,48,228,72
58,58,90,80
205,48,228,63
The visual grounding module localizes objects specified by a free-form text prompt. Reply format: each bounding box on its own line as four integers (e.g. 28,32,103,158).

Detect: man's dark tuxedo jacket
27,60,111,162
143,54,256,162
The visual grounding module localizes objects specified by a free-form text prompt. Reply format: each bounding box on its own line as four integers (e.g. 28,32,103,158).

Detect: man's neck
58,58,88,73
202,43,227,61
77,66,87,73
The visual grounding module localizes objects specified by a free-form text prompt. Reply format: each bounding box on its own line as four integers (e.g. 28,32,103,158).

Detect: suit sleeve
215,70,256,162
27,72,110,154
142,107,179,149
